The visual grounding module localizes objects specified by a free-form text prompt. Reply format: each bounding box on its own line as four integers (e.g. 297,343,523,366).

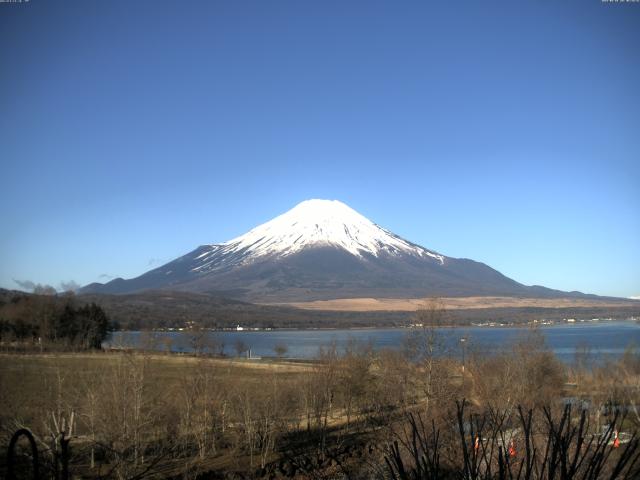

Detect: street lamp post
460,337,466,373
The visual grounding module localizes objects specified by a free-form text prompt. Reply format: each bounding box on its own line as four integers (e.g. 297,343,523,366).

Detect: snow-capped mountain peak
81,199,579,302
193,199,444,272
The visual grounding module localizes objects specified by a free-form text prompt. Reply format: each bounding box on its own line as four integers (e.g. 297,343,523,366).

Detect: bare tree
176,357,221,478
234,339,250,358
79,374,101,470
273,342,288,358
313,343,339,458
372,349,415,418
469,327,565,412
405,297,450,411
338,339,373,428
187,324,211,356
94,352,171,479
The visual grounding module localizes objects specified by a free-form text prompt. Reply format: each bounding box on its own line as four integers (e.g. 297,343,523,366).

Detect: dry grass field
275,295,638,312
0,351,359,411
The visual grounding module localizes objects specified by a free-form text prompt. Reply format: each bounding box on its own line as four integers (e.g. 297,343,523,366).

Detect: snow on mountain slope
192,199,444,273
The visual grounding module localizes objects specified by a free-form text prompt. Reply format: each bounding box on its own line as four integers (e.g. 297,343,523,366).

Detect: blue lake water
106,320,640,363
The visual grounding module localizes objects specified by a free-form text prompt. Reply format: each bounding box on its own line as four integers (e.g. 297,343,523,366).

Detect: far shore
109,316,639,334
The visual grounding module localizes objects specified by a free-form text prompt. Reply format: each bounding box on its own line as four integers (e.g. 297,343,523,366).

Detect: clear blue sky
1,1,638,298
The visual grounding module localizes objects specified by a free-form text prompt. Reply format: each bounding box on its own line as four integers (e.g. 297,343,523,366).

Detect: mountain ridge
80,199,602,302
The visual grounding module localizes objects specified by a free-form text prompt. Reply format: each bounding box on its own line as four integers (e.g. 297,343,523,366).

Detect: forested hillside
0,290,111,349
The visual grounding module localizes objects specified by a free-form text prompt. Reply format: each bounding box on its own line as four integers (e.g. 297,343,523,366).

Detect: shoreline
110,317,639,334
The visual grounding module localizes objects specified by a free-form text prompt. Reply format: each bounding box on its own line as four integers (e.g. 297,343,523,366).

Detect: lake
105,320,640,363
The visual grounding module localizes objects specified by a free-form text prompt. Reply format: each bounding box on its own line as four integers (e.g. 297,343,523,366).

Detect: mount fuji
80,199,584,302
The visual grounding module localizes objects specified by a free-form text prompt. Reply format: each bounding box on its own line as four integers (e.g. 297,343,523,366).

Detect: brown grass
270,295,636,312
